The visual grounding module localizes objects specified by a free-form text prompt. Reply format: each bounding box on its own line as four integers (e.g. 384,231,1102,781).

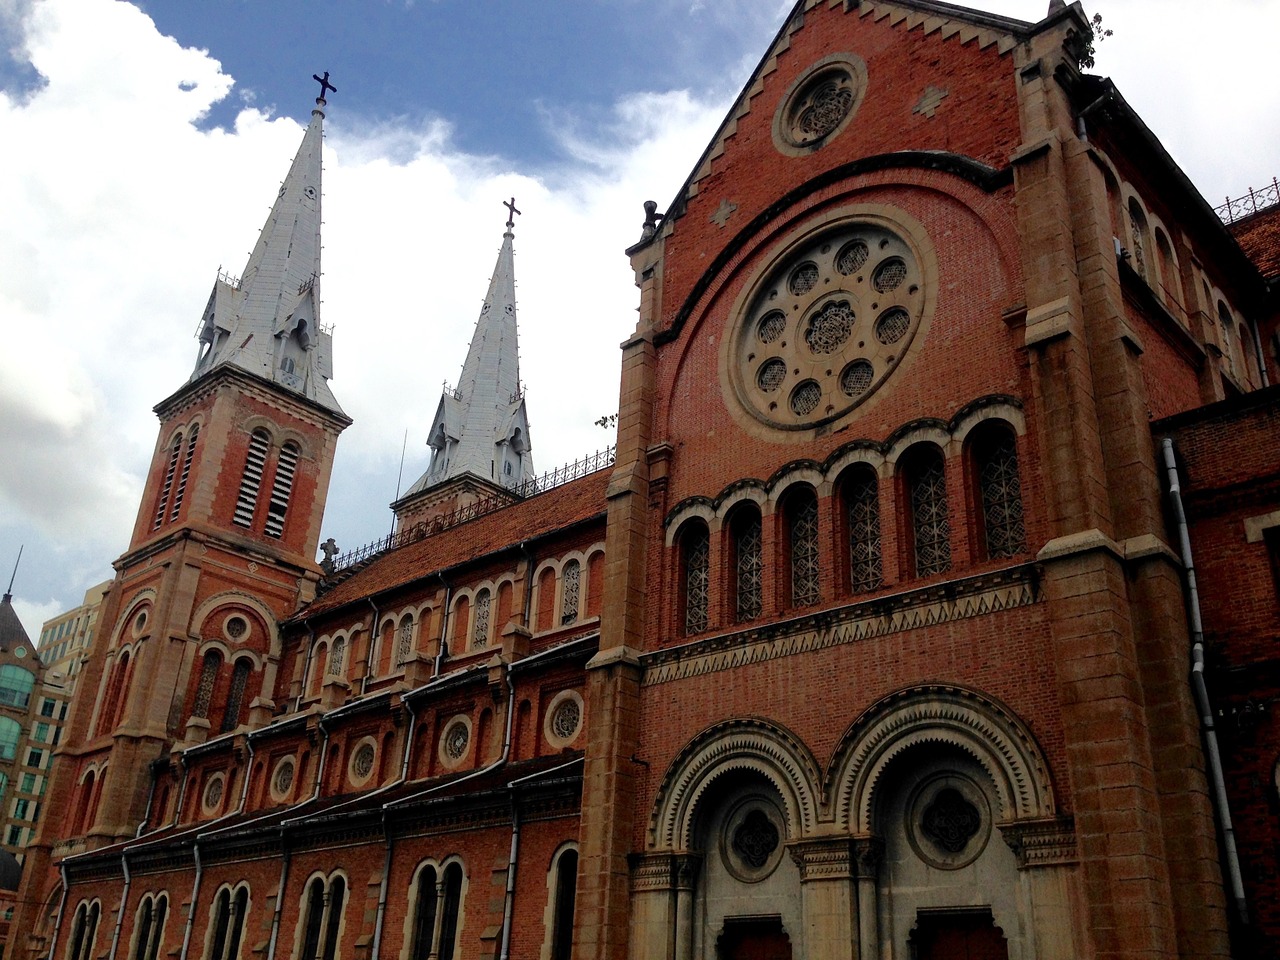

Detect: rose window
551,698,581,740
352,743,375,780
731,222,926,430
273,759,295,796
443,722,469,760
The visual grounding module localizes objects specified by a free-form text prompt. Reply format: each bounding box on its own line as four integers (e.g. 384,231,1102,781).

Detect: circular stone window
905,772,991,870
726,217,929,433
720,795,786,883
543,690,584,749
224,616,248,641
348,740,377,786
439,717,472,769
772,54,868,156
201,773,225,814
271,756,296,801
132,609,149,637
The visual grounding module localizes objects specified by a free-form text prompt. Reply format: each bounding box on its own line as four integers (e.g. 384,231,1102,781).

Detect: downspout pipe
178,842,203,960
295,618,316,712
434,575,453,677
1161,437,1249,923
106,853,131,960
235,734,257,813
1249,321,1271,387
369,708,418,960
136,759,161,838
362,598,381,695
265,835,291,960
171,754,190,828
45,862,71,960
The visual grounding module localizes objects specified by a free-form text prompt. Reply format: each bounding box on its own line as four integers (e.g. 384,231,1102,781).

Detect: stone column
628,854,678,960
852,837,883,960
789,838,856,960
1000,818,1084,960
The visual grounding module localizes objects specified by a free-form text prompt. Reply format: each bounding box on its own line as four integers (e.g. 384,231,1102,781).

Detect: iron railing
1214,177,1279,224
326,446,616,574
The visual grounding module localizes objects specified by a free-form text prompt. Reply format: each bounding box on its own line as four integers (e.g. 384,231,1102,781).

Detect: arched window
397,616,414,668
971,425,1026,560
904,445,951,577
193,651,221,719
1218,302,1236,378
842,466,882,593
408,865,439,960
153,434,183,530
472,590,492,648
264,441,300,539
728,505,763,622
131,894,169,960
97,652,130,735
206,885,249,960
1239,322,1258,385
1154,229,1182,311
232,430,271,528
298,873,346,960
170,425,200,522
679,522,710,635
784,487,820,607
328,637,346,677
0,664,35,709
1127,198,1148,280
548,848,578,960
438,863,463,960
560,560,581,626
220,659,252,733
65,901,100,960
71,770,95,834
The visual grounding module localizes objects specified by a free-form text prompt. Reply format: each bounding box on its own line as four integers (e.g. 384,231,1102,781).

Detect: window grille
220,659,251,733
169,425,199,522
561,561,581,625
232,431,270,528
1128,200,1147,279
682,525,710,635
397,618,413,666
732,510,763,622
978,433,1025,559
328,637,346,675
193,651,220,719
789,490,820,606
153,435,183,529
264,442,300,538
909,451,951,576
846,470,882,592
473,590,492,646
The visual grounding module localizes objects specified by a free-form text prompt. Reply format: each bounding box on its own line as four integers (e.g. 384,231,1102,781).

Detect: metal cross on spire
504,197,522,230
312,71,337,101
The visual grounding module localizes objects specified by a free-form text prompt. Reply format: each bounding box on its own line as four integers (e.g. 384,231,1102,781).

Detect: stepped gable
1230,204,1280,280
302,467,609,618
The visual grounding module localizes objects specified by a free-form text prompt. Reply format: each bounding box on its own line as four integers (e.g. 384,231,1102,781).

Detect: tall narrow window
1127,198,1148,281
153,435,183,529
169,425,200,522
320,876,345,960
680,523,710,635
299,879,325,960
906,446,951,577
328,638,346,676
473,590,492,647
264,442,300,538
438,863,463,960
220,659,252,733
844,467,882,592
560,560,581,626
132,895,168,960
193,651,221,720
206,886,248,960
298,874,345,960
549,849,578,960
973,427,1025,560
409,866,439,960
233,430,271,528
66,901,100,960
730,506,763,622
95,654,128,736
786,488,820,607
397,617,414,667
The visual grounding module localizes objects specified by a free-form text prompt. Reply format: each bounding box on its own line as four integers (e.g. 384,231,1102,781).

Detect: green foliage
1080,13,1113,70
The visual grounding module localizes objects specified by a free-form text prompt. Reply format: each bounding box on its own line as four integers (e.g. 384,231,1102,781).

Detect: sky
1,0,1277,642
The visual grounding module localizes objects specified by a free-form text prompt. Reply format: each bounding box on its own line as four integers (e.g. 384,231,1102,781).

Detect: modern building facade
37,582,112,695
9,2,1280,960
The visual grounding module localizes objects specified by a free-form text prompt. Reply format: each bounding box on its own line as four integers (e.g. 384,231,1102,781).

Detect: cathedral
11,1,1280,959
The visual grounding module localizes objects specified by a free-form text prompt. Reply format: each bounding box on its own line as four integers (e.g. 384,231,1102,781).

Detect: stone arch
190,592,281,660
825,685,1056,832
649,717,821,850
110,589,157,650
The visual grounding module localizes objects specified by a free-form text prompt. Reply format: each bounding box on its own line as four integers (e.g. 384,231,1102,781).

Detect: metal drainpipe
171,755,190,828
1161,437,1249,923
106,853,131,960
519,541,535,627
45,862,71,960
235,735,257,813
136,761,160,838
1249,321,1271,387
295,618,316,712
369,707,419,958
361,597,380,694
498,798,521,960
433,576,452,677
265,837,291,960
177,843,203,960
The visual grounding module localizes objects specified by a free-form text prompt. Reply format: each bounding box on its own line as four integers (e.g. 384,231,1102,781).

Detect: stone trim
999,817,1078,869
787,837,854,882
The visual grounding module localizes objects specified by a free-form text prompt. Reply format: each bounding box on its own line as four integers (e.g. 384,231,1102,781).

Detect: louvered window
731,508,763,622
976,429,1025,560
908,448,951,577
264,442,300,538
788,488,820,607
845,468,882,592
681,524,710,635
220,659,251,733
169,425,200,522
233,430,271,528
153,435,183,529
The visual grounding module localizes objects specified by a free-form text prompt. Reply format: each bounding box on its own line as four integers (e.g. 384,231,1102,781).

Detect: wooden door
912,910,1008,960
717,918,792,960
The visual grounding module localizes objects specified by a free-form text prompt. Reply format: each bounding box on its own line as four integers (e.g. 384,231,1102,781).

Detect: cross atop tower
504,197,521,231
312,71,337,102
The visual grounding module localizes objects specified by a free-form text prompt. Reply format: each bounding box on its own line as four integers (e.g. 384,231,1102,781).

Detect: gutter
44,862,70,960
106,853,131,960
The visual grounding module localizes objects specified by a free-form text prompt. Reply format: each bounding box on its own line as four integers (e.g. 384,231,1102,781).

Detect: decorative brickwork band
787,838,855,882
999,817,1078,869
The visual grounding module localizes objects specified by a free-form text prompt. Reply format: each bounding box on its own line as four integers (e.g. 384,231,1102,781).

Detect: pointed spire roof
190,87,342,414
0,593,32,651
401,202,535,499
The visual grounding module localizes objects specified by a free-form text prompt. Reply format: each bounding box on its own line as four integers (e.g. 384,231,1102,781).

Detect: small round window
543,690,584,748
440,717,471,769
772,54,868,156
271,757,296,801
224,616,248,641
348,740,377,786
201,773,225,814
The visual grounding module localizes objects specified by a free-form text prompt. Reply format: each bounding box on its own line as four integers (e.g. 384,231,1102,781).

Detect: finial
641,200,665,241
4,545,21,603
312,70,337,104
504,197,522,232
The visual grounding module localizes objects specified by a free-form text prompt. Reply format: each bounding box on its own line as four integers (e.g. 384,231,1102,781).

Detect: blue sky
1,0,1276,642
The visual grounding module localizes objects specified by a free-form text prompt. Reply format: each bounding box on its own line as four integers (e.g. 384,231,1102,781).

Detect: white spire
403,203,535,498
189,89,341,414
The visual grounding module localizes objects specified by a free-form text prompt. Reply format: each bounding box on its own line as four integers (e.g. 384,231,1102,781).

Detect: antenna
390,429,409,538
5,545,22,599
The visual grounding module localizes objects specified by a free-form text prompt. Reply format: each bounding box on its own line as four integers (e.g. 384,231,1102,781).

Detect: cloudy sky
1,0,1276,642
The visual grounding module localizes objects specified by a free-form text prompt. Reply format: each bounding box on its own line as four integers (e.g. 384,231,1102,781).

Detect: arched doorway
910,909,1007,960
716,916,792,960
